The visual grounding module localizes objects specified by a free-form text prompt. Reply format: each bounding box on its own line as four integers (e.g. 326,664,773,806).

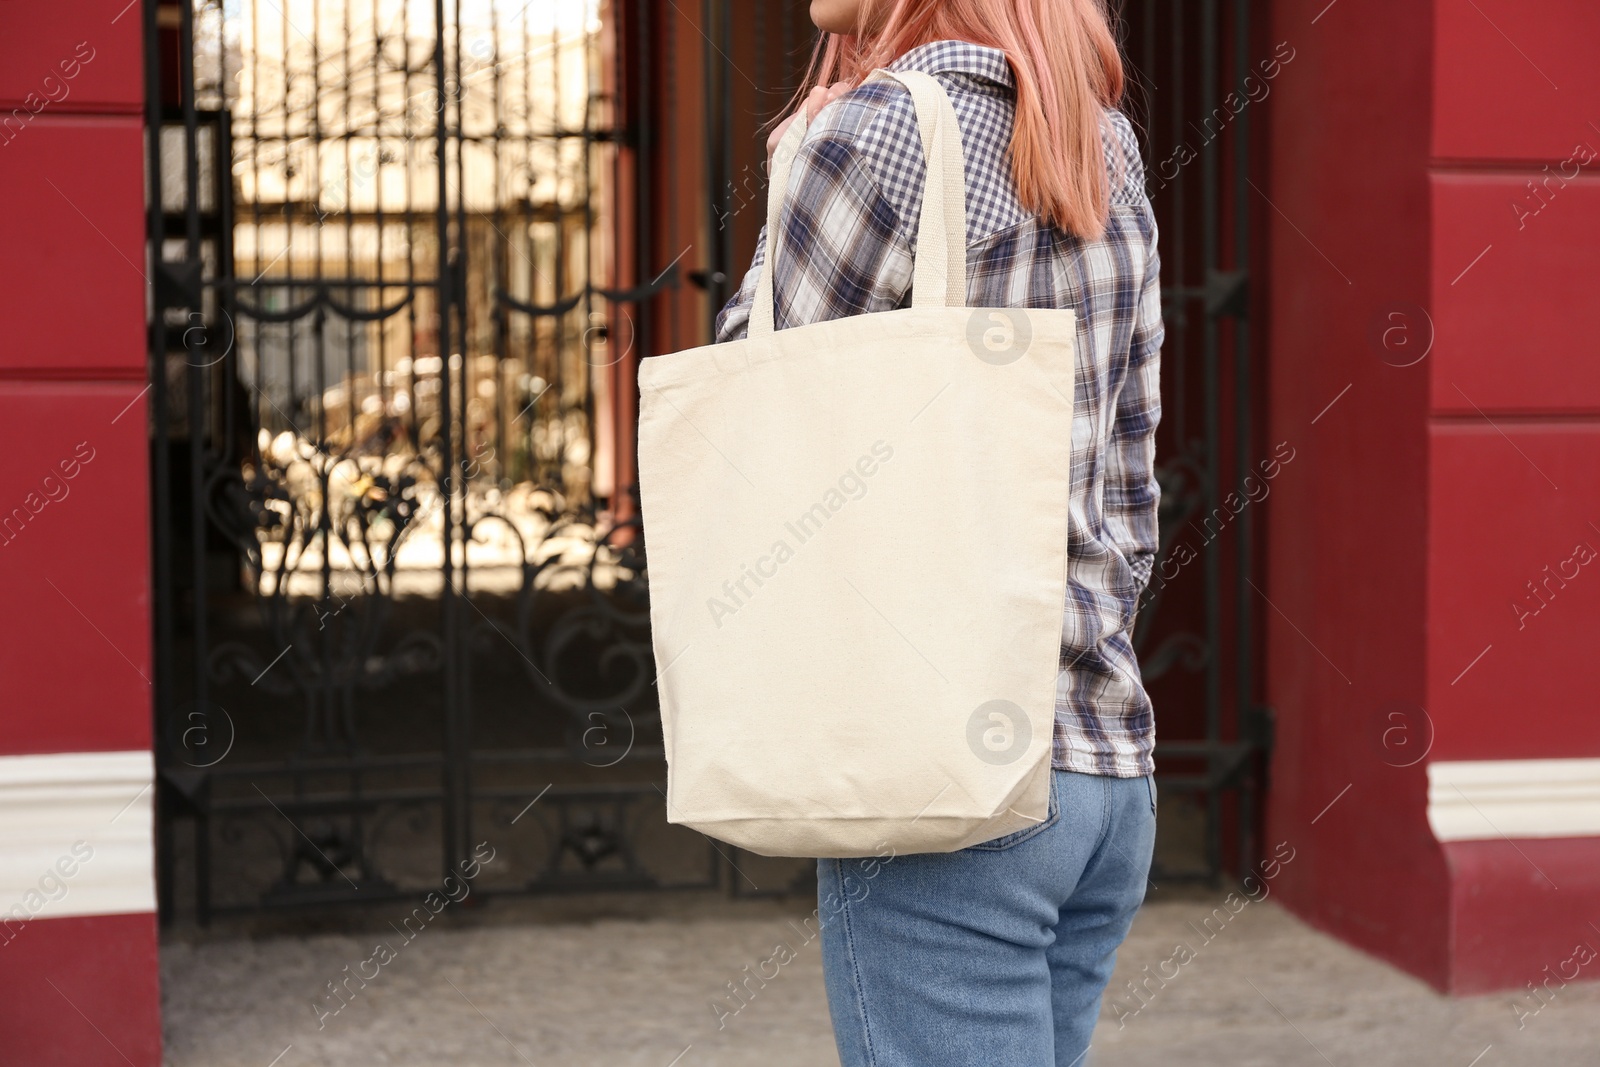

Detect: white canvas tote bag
636,69,1076,858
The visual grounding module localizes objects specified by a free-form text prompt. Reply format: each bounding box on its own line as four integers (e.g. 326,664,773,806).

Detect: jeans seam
836,858,879,1067
1100,774,1113,842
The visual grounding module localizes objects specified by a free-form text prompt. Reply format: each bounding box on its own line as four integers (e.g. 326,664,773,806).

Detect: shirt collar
887,40,1016,90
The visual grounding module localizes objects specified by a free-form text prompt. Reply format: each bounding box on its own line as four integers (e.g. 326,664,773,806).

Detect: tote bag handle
748,69,969,338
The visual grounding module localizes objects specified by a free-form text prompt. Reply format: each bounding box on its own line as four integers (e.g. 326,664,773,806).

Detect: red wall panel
0,382,152,755
1427,424,1600,760
1433,0,1600,162
0,2,143,115
0,117,146,376
0,913,162,1066
1430,175,1600,415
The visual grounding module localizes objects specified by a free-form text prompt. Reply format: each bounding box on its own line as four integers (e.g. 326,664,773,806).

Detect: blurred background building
0,1,1596,1062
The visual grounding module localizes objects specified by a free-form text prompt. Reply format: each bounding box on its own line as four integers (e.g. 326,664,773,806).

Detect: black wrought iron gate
145,0,735,923
1118,0,1270,882
149,0,1266,922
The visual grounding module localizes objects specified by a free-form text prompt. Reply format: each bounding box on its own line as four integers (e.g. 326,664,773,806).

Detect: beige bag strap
874,69,970,310
748,68,969,338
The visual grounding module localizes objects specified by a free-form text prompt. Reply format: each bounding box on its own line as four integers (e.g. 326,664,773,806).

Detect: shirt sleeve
715,128,914,343
1102,197,1164,595
713,226,764,342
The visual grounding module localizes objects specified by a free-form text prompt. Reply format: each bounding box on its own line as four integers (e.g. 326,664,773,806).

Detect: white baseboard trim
0,750,155,923
1428,757,1600,843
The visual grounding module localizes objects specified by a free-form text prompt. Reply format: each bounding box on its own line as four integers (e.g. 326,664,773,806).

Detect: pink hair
797,0,1126,240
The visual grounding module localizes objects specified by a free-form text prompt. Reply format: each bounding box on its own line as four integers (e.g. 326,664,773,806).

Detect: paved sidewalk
161,889,1600,1066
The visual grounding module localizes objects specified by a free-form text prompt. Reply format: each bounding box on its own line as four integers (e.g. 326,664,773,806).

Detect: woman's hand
767,81,852,167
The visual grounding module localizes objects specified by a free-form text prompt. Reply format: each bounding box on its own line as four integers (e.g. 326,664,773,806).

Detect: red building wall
0,2,163,1062
1264,0,1600,994
1427,0,1600,994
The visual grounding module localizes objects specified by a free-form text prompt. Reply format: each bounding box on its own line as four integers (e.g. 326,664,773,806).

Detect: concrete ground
161,887,1600,1067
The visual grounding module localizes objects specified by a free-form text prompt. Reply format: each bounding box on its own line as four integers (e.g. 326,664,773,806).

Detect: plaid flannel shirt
714,41,1163,778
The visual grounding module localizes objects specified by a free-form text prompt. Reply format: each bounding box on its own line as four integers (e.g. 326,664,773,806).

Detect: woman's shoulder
808,79,1142,171
789,78,948,227
800,83,1148,224
803,78,922,156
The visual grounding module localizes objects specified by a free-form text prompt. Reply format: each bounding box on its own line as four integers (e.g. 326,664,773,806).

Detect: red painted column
1262,0,1600,994
0,3,163,1064
1425,0,1600,996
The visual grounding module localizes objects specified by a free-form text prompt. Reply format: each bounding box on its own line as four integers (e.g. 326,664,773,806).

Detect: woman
714,1,1162,1064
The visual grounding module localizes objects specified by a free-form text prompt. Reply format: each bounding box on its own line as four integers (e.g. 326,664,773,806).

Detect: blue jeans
815,769,1157,1067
